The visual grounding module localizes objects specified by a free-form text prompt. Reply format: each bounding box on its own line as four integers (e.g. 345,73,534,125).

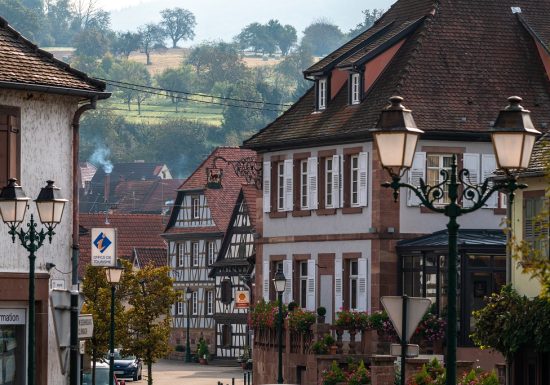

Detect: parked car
82,362,126,385
112,350,143,381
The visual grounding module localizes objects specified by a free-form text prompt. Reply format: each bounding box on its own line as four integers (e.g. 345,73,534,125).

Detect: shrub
197,338,209,359
288,307,316,333
323,333,335,346
415,313,446,342
457,369,499,385
335,309,370,330
347,360,371,385
311,340,328,355
288,301,298,312
317,306,327,317
249,299,283,329
321,361,345,385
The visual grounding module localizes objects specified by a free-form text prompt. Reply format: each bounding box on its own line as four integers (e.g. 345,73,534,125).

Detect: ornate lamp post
185,287,193,363
0,179,67,385
273,268,286,384
372,96,540,385
105,265,123,385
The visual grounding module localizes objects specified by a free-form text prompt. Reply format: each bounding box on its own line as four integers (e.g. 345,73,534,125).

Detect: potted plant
197,338,209,365
323,334,337,355
238,346,251,369
311,340,328,355
287,308,316,333
317,306,327,323
321,360,345,385
288,301,298,312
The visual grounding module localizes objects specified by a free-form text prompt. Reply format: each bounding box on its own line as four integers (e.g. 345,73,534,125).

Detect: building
0,16,109,385
162,147,256,356
242,0,550,382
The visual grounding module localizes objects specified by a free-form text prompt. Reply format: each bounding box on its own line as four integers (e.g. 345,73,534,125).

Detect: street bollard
232,378,235,385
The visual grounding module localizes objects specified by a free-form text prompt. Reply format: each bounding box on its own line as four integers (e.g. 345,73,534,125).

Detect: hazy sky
96,0,396,46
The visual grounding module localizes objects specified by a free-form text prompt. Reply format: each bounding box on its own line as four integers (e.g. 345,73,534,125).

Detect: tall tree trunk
146,51,151,65
172,40,177,48
147,353,153,385
137,98,142,115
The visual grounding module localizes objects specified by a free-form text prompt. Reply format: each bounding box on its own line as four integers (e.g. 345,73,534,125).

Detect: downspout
70,97,97,385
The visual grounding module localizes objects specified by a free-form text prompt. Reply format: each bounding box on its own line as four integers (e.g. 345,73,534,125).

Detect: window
178,243,185,267
192,196,200,219
349,260,359,310
192,291,198,315
207,241,216,265
426,154,453,204
221,279,232,304
351,73,360,104
524,193,549,259
222,324,232,347
318,78,327,110
298,261,308,308
300,160,308,209
191,242,199,267
0,107,20,187
177,301,184,315
277,162,285,211
206,290,214,315
350,155,359,206
325,158,333,208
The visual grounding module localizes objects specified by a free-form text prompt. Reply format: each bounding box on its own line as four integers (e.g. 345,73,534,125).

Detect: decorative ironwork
207,156,262,190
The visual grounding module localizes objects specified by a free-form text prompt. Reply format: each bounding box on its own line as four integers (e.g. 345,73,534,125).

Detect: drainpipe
70,97,97,385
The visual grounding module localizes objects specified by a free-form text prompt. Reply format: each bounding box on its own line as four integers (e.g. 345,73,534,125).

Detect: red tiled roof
79,213,166,277
0,17,106,94
245,0,550,151
133,247,167,268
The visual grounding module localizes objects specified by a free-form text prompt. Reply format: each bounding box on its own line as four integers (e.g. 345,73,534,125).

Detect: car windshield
113,351,136,360
82,367,110,385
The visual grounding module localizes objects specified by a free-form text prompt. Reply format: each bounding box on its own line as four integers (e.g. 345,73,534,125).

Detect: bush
317,306,327,317
321,361,345,385
288,301,298,312
323,333,335,346
347,360,371,385
197,338,209,359
335,309,369,330
288,308,316,333
311,340,329,355
249,299,283,329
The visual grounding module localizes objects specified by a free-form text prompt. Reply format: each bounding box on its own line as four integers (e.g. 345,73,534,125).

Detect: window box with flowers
288,308,316,333
334,309,370,331
249,299,283,330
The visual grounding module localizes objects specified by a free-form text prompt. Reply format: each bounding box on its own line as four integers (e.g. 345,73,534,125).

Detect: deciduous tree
301,19,344,56
138,23,165,65
160,7,196,48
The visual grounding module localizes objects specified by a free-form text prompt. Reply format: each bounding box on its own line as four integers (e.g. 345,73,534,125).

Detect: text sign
235,290,250,309
91,228,117,266
50,279,66,290
0,309,26,325
78,314,94,339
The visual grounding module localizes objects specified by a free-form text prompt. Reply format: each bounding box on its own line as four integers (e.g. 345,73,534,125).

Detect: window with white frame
300,159,308,209
318,78,327,110
350,155,360,206
351,73,360,104
207,241,216,265
206,290,214,315
325,157,333,208
178,243,185,267
191,242,199,267
426,154,453,204
349,260,359,310
191,196,200,219
177,301,184,315
299,261,308,308
192,291,198,315
277,162,285,211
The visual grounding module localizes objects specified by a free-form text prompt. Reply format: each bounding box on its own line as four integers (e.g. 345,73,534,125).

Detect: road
130,359,247,385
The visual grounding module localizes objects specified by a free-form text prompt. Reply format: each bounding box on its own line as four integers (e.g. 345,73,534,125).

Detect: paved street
134,359,246,385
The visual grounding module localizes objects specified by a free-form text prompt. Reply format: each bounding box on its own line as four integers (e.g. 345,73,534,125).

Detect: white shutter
306,259,316,311
334,257,343,312
308,157,318,210
357,258,368,311
283,259,293,304
339,156,344,208
263,260,270,301
263,161,271,213
284,159,294,212
500,192,507,209
482,154,498,208
462,153,480,208
408,152,426,206
332,155,340,208
358,152,368,207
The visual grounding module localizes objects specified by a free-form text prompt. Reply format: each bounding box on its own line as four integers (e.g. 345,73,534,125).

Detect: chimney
104,173,111,203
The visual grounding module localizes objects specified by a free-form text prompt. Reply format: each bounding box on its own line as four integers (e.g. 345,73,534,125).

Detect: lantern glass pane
273,277,286,293
52,201,66,223
106,267,123,283
403,133,420,168
36,201,54,224
492,133,524,169
0,200,27,223
375,132,406,168
520,134,536,169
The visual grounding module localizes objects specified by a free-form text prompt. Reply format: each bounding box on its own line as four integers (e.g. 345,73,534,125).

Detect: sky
95,0,396,46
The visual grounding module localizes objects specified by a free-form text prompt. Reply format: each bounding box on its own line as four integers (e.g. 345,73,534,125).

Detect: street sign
235,290,250,309
390,343,420,357
79,340,86,355
50,279,66,290
91,228,117,266
78,314,94,339
381,296,431,342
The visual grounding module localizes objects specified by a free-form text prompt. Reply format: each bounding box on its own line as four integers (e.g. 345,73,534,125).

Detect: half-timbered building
209,186,259,359
162,147,256,355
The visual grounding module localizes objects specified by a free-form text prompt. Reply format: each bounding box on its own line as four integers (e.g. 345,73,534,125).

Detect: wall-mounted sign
91,228,117,266
78,314,94,339
0,309,26,325
235,290,250,309
51,279,66,290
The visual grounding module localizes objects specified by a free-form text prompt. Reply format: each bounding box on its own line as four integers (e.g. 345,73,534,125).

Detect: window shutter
462,153,480,208
283,259,293,304
263,260,270,301
332,155,340,208
308,157,318,210
339,156,344,208
306,259,316,311
481,154,497,208
358,152,368,207
408,152,426,206
500,192,507,209
334,257,343,312
263,161,271,213
284,159,293,212
357,258,368,311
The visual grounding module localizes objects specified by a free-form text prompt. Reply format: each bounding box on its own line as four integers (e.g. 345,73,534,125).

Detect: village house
242,0,550,383
0,16,109,385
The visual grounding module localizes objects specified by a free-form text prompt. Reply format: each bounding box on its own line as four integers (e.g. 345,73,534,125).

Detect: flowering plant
457,370,498,385
321,361,345,385
321,360,371,385
415,313,446,342
288,308,316,333
407,358,445,385
346,360,371,385
369,310,398,340
249,299,285,329
335,309,369,330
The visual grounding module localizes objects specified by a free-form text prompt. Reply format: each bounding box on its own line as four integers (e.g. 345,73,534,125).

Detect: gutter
0,81,111,100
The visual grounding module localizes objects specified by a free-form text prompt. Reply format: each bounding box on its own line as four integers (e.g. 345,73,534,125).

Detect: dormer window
351,73,361,105
318,78,327,110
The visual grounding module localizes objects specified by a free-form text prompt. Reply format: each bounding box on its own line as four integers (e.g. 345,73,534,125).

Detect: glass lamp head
35,180,67,226
105,266,123,284
0,178,29,225
273,269,286,294
186,287,193,300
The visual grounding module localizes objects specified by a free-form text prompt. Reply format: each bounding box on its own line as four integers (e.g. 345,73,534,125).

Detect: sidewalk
145,359,246,385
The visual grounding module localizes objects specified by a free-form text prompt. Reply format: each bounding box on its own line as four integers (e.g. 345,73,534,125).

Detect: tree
301,20,345,56
71,0,110,31
44,0,74,46
123,265,178,385
0,0,41,41
138,23,164,65
235,22,277,55
109,59,152,114
348,9,385,38
160,7,196,48
275,42,314,99
270,20,297,56
155,66,195,112
112,31,142,58
73,28,110,59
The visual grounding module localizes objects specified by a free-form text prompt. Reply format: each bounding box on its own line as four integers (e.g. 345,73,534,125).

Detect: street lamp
185,287,193,363
273,268,286,384
105,265,123,385
372,96,540,385
0,179,67,385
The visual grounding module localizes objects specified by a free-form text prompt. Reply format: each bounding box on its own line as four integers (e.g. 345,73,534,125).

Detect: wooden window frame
318,78,327,110
342,253,360,310
178,243,185,267
191,196,200,219
523,190,549,259
317,150,337,215
177,301,184,315
191,291,198,315
207,241,216,266
269,257,285,301
342,147,363,214
350,154,360,207
191,242,199,267
351,73,361,105
277,161,285,211
206,290,214,315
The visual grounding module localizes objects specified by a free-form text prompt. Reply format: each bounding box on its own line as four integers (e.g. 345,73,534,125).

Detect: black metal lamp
185,287,193,363
105,265,123,385
273,268,286,384
0,178,29,226
34,180,67,230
